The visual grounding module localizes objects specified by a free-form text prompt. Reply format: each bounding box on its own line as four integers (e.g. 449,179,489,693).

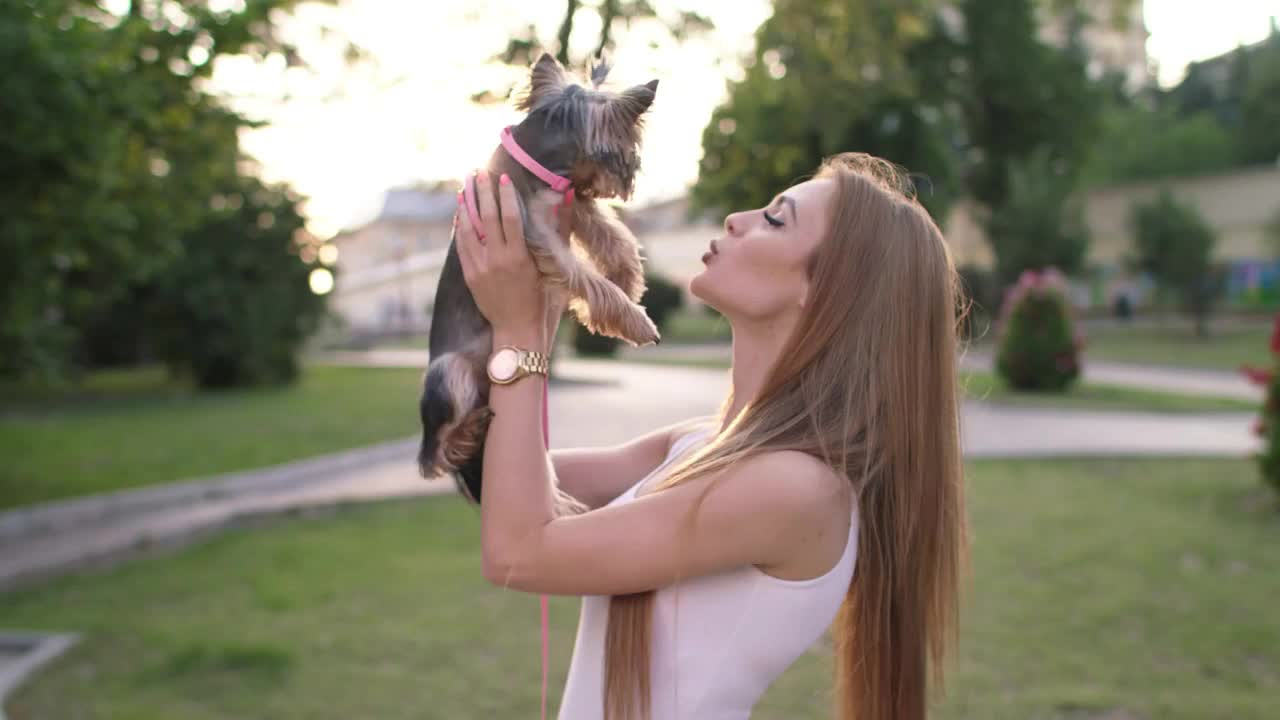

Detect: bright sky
198,0,1278,239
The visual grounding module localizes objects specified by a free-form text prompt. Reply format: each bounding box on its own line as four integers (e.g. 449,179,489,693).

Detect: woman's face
690,178,835,322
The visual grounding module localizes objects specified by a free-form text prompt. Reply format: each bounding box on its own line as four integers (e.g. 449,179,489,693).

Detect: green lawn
660,306,733,344
971,319,1272,374
2,459,1277,719
1084,321,1271,372
961,370,1257,413
0,365,423,510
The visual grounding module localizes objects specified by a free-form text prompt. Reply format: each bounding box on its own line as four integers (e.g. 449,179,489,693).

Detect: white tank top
557,425,860,719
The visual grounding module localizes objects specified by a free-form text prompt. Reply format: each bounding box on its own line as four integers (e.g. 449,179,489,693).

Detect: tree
148,175,328,387
473,1,714,104
985,148,1089,285
0,0,353,382
1130,190,1220,337
691,0,963,221
1239,29,1280,166
1268,208,1280,261
1082,102,1238,185
957,0,1103,280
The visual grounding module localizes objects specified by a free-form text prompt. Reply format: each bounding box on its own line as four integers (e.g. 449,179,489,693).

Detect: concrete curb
0,436,418,544
0,483,445,595
0,631,80,720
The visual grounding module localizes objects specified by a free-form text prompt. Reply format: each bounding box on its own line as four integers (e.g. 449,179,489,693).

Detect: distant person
1114,293,1133,321
453,152,968,720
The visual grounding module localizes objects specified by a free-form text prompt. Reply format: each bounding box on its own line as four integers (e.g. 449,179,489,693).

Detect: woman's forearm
480,326,557,575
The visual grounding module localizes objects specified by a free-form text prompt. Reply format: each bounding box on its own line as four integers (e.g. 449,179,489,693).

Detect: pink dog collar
501,125,573,193
462,126,573,242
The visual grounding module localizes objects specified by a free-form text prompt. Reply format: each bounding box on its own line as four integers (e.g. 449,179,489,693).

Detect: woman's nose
724,212,742,236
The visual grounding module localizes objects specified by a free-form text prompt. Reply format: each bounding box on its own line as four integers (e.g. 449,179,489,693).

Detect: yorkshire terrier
418,53,661,506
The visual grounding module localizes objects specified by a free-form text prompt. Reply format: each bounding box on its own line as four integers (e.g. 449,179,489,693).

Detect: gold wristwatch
486,345,549,385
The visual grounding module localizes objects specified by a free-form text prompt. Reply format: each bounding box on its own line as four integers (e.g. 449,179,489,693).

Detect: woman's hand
455,171,571,350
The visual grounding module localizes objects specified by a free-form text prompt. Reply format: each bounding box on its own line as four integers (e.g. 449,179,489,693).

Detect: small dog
418,53,661,506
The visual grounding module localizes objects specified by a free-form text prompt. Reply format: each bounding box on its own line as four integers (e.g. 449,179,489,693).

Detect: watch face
489,348,519,381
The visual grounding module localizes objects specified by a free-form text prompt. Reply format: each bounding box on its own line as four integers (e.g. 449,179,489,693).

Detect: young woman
452,152,968,720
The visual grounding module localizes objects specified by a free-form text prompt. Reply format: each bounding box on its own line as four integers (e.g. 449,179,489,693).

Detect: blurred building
328,186,455,335
945,165,1280,308
618,197,719,303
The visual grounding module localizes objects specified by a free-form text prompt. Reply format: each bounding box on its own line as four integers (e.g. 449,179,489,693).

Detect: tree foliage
692,0,962,220
1239,29,1280,166
692,0,1116,274
985,148,1090,285
1130,190,1220,337
0,0,343,384
1083,102,1239,185
474,0,714,104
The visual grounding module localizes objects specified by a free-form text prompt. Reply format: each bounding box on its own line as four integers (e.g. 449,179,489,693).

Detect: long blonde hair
582,153,967,719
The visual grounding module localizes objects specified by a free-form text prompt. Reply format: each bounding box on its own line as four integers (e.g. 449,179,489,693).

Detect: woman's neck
722,314,797,432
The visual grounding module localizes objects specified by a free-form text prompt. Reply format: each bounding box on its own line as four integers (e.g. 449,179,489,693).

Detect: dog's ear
615,79,659,124
517,52,568,112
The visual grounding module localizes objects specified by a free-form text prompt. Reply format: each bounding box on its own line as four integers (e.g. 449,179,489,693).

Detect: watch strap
517,348,550,376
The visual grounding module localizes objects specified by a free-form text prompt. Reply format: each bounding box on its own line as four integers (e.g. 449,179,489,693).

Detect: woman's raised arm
549,417,709,511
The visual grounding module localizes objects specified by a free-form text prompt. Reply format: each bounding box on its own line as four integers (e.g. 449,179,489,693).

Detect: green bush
995,268,1084,392
571,324,621,357
148,177,327,388
642,271,684,331
1243,315,1280,500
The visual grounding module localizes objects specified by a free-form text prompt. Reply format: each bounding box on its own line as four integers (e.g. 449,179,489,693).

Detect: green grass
962,370,1257,413
1083,321,1271,373
0,365,423,510
660,306,733,344
971,319,1272,374
2,459,1277,719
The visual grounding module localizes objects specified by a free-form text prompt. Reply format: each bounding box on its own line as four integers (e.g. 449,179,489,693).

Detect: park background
3,0,1280,718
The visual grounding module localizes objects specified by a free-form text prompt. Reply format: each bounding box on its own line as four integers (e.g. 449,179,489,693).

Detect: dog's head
511,53,658,202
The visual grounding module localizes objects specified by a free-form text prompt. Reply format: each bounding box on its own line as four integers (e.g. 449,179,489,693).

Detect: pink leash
540,379,551,720
464,124,573,720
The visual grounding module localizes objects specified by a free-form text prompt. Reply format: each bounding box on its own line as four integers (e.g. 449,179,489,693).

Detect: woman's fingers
496,174,523,260
455,191,482,282
474,170,504,247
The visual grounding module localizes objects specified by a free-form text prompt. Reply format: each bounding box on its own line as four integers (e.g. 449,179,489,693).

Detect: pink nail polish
500,174,510,186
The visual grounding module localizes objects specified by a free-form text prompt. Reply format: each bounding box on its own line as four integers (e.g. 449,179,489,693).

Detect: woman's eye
763,210,785,228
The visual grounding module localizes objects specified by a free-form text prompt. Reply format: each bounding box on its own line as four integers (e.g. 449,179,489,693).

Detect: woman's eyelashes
763,208,785,228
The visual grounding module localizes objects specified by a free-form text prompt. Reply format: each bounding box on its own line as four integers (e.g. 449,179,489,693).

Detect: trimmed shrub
994,268,1085,392
1241,314,1280,500
571,324,621,357
642,271,684,331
